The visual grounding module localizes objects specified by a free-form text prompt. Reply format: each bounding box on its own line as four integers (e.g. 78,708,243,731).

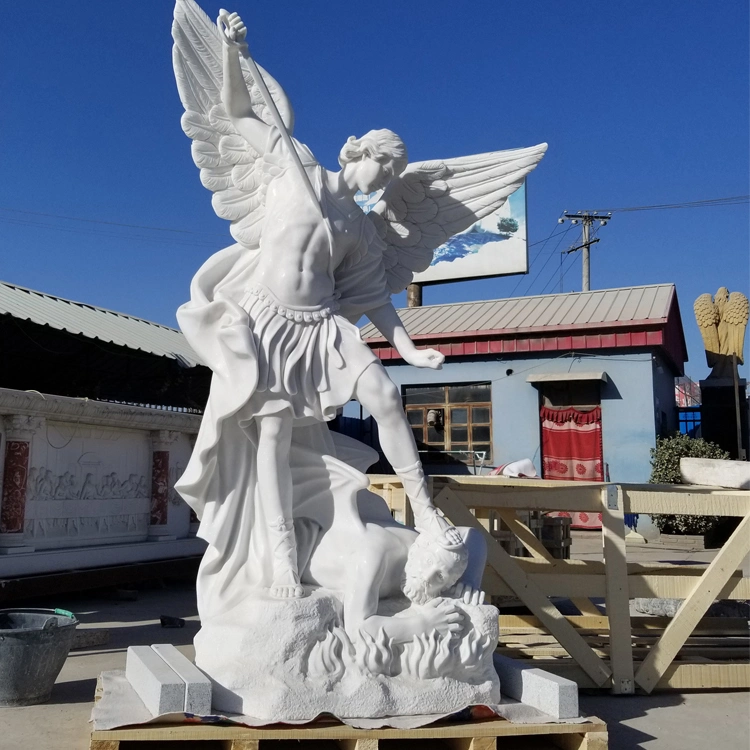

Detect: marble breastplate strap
242,284,340,323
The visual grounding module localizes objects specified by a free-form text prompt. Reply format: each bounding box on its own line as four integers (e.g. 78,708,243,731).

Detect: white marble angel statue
172,0,546,611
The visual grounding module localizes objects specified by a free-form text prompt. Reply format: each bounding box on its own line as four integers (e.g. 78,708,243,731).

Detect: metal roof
0,281,201,367
360,284,677,340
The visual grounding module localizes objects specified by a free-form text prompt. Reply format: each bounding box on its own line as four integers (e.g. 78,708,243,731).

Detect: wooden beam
431,477,604,510
337,739,379,750
444,738,496,750
600,486,634,694
487,571,750,600
620,486,750,516
635,511,750,693
500,614,750,636
519,660,750,691
552,730,609,750
434,486,612,687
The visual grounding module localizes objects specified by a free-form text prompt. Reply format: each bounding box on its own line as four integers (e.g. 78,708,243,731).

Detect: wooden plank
553,730,609,750
658,662,750,690
600,486,634,694
500,632,749,650
91,716,608,743
635,511,750,693
434,486,612,687
371,475,750,517
513,558,721,577
504,660,750,691
432,477,603,510
338,739,379,750
432,475,603,490
444,738,497,750
90,741,119,750
487,572,750,600
497,645,750,659
500,614,750,636
621,486,750,516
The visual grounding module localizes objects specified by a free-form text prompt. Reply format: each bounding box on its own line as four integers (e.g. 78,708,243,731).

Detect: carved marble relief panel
165,433,193,538
24,421,152,549
1,440,30,533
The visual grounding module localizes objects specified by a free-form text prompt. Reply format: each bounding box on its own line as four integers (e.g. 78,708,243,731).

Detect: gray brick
494,654,578,719
126,645,185,716
152,643,212,715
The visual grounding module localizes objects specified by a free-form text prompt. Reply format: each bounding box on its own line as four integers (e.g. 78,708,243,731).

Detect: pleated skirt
237,285,378,423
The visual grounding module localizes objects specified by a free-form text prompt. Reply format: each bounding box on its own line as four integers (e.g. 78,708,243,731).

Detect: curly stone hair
338,129,408,174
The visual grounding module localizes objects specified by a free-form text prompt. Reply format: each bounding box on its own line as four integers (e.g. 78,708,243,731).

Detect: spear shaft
218,13,322,217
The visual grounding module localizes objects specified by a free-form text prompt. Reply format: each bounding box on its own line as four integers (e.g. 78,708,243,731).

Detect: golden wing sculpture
695,287,749,378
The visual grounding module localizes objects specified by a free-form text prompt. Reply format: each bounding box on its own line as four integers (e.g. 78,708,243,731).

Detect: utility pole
407,283,423,307
558,211,612,291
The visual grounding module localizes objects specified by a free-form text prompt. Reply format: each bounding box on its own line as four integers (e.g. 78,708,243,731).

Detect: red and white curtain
541,405,603,530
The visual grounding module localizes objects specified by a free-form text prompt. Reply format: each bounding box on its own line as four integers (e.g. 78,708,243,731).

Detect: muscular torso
255,168,364,306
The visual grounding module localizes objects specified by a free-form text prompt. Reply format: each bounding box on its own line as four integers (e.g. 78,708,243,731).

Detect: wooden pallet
90,715,608,749
498,614,750,691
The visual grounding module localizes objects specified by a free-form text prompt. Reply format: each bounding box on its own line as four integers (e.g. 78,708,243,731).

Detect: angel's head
339,129,408,194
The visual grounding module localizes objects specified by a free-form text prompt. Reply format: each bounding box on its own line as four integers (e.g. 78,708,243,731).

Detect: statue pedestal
700,379,748,459
195,588,500,722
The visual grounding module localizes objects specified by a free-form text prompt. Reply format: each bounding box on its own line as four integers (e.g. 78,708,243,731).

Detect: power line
507,222,569,297
517,224,575,297
589,195,749,213
0,216,221,250
0,207,228,238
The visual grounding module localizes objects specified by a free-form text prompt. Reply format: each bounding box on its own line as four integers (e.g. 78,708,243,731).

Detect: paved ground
1,534,748,750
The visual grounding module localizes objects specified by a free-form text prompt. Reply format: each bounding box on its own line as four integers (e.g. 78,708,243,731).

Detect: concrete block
494,654,578,719
126,645,185,716
152,643,212,714
71,628,110,650
680,457,750,489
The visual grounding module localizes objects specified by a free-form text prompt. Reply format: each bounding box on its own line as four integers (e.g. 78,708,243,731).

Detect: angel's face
356,156,396,194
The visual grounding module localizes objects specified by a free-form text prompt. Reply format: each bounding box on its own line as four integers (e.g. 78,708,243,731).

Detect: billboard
355,181,529,285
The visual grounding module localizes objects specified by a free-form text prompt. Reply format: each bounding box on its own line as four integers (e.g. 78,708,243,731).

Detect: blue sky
1,0,747,381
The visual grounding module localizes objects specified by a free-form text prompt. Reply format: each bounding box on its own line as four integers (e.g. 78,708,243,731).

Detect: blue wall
349,352,661,483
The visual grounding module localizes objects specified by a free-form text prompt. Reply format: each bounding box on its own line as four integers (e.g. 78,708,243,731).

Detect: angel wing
694,293,720,368
172,0,294,249
722,291,749,364
366,143,548,293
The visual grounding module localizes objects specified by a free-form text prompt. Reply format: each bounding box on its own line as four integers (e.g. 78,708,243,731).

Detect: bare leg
255,411,304,598
354,365,461,544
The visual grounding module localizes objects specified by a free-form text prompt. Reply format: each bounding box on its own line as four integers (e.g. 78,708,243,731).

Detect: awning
527,371,608,384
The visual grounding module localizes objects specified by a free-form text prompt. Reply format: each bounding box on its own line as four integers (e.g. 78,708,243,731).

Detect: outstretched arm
365,302,445,370
219,11,270,154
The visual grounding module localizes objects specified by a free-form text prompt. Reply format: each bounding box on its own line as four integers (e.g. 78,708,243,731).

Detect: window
403,383,492,465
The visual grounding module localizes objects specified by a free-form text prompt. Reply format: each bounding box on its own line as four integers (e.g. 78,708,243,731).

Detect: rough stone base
194,588,500,721
633,597,750,618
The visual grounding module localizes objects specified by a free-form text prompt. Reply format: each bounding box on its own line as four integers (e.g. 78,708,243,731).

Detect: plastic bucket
0,608,79,706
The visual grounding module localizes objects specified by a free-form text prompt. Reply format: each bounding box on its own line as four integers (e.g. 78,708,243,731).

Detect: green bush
649,433,729,534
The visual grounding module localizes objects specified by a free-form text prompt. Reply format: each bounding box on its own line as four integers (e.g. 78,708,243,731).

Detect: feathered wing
723,291,749,364
694,293,720,368
172,0,295,249
366,143,548,293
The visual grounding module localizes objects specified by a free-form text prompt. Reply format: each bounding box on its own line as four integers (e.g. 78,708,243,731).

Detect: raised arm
365,302,445,370
219,11,270,154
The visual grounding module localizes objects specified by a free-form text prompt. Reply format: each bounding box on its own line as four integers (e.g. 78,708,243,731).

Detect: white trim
526,372,608,384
